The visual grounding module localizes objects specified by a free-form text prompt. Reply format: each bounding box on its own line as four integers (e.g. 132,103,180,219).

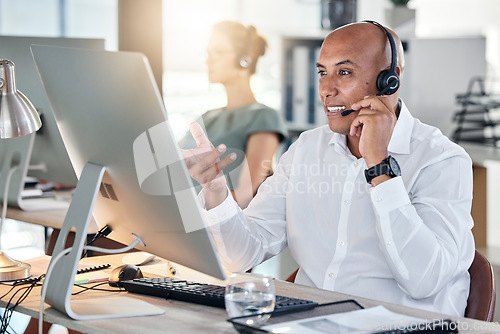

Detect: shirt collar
387,99,413,155
327,99,414,155
328,131,347,151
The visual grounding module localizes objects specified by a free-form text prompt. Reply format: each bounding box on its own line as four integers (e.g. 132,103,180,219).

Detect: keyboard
121,277,318,314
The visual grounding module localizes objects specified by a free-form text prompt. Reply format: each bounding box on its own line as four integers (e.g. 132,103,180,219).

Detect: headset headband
363,20,397,76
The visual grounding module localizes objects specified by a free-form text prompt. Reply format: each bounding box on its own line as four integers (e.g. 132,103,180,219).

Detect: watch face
388,156,401,176
365,156,401,184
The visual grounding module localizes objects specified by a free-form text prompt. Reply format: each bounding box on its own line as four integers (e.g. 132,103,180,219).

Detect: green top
180,103,288,190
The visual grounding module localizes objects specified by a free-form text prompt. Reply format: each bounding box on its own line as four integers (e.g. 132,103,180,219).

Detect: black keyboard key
121,277,318,313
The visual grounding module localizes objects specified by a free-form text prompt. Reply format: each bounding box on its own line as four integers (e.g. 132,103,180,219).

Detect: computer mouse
108,264,143,287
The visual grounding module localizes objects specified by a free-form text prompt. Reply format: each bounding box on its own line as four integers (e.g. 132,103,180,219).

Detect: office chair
285,250,496,321
285,268,298,283
465,250,496,321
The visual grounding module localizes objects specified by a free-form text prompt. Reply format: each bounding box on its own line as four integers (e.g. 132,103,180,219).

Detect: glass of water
225,273,275,323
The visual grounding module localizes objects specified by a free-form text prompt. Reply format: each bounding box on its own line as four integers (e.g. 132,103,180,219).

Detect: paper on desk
262,305,427,333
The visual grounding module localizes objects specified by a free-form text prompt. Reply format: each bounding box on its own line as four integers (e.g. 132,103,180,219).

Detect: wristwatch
364,156,401,185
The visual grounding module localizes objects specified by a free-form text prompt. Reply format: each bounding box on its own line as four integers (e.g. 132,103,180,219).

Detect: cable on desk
0,233,142,333
0,275,42,334
6,323,17,334
38,234,144,334
0,275,43,300
0,285,19,301
72,282,122,296
81,224,113,258
0,274,118,333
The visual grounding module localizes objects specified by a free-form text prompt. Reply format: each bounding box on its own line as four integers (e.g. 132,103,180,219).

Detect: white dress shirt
202,101,475,317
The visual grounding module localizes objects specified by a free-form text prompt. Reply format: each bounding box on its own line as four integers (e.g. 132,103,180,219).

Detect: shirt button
387,241,392,246
328,272,335,278
375,197,382,202
344,200,349,205
340,241,345,247
354,162,358,167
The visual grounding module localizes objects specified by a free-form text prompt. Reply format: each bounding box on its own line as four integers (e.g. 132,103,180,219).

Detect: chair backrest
465,250,496,322
285,250,496,321
285,268,298,283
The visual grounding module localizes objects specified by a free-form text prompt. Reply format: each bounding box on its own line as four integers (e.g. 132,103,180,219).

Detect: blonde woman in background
181,21,287,209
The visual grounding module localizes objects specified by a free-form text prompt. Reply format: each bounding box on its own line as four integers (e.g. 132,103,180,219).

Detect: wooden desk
4,206,127,256
6,205,138,262
1,253,499,334
6,206,70,231
5,204,98,234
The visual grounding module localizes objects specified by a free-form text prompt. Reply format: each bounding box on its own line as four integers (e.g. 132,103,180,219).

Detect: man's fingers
185,144,235,175
204,153,236,183
189,122,211,148
191,150,237,186
181,145,211,167
351,96,393,115
202,146,235,175
216,152,237,173
350,118,363,136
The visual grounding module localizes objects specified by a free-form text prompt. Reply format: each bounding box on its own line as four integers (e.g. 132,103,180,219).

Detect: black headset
238,26,254,69
364,20,400,96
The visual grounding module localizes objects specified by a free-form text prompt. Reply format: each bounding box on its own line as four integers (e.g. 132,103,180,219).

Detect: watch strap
364,156,399,184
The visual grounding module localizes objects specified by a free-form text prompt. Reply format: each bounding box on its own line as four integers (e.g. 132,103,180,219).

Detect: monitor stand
43,162,164,320
0,132,70,211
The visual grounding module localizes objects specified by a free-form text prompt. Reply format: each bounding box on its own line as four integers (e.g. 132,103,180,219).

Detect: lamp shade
0,59,42,138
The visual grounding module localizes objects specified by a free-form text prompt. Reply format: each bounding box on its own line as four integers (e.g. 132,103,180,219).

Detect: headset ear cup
376,69,400,95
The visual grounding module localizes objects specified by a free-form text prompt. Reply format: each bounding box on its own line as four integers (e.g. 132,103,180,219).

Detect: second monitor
0,36,104,211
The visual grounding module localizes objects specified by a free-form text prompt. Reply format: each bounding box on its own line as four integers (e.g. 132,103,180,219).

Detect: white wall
65,0,118,50
357,0,392,23
0,0,118,50
412,0,500,90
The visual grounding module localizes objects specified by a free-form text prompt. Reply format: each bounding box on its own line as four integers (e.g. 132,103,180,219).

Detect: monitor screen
0,36,105,187
31,45,226,280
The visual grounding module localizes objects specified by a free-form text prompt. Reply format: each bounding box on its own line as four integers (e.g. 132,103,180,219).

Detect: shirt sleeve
201,143,294,272
370,153,475,299
244,107,288,143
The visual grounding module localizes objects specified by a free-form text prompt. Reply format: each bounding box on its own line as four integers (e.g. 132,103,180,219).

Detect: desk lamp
0,59,42,281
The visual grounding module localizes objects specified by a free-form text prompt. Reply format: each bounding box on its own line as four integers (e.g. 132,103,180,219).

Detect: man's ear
396,66,402,77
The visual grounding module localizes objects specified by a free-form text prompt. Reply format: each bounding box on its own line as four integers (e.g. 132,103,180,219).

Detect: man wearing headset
182,21,475,316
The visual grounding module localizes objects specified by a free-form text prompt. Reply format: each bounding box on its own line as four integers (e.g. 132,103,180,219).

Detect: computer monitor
0,36,104,211
31,45,226,320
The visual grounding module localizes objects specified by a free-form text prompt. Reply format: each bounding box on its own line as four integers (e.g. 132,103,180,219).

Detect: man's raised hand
181,122,236,208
